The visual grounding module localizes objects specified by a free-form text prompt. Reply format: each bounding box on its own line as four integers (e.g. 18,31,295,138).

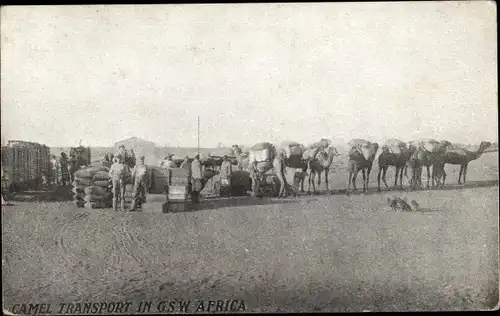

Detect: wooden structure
1,140,51,191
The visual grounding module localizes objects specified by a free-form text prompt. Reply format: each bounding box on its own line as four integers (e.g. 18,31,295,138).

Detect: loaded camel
434,141,491,186
405,139,451,190
303,146,339,195
377,139,413,191
346,140,379,195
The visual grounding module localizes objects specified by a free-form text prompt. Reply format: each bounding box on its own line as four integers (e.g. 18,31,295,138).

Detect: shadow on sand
8,185,74,203
295,179,499,197
186,195,301,212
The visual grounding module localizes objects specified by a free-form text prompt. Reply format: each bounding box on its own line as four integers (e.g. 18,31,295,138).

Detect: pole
197,116,200,155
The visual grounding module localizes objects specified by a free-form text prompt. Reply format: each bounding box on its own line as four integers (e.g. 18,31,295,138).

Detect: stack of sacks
71,165,110,208
84,170,112,209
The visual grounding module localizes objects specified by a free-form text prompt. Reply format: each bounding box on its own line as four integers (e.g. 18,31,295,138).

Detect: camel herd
229,138,492,196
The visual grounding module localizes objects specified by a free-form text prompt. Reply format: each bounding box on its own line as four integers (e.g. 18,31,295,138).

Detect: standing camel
231,145,249,171
405,140,451,189
346,141,379,195
434,141,491,186
304,146,339,195
377,140,412,191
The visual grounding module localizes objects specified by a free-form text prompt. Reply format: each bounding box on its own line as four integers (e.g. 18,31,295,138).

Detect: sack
302,147,320,160
250,142,274,151
84,194,109,202
84,201,111,209
93,180,110,188
384,139,406,155
73,200,85,208
71,185,87,194
92,171,110,181
73,178,92,186
279,141,305,159
73,192,85,200
309,139,331,150
84,186,108,196
348,139,371,148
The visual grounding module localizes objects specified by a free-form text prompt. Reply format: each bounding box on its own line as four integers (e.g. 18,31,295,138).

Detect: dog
387,196,419,212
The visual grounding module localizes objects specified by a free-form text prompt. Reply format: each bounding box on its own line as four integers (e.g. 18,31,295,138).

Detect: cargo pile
248,142,276,173
123,184,142,210
72,165,112,209
164,168,191,212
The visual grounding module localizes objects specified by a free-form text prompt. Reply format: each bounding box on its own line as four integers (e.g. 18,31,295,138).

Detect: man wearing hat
161,154,177,169
220,155,233,194
190,154,203,203
109,156,128,212
130,156,149,212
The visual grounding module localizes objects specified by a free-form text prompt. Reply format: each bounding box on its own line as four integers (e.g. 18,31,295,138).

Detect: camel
434,141,491,186
303,146,339,195
405,140,451,189
377,140,412,191
231,145,250,171
346,141,379,195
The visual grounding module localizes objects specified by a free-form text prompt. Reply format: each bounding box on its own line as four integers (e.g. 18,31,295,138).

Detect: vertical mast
197,116,200,155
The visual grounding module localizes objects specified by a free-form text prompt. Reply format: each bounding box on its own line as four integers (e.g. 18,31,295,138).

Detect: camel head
479,141,492,152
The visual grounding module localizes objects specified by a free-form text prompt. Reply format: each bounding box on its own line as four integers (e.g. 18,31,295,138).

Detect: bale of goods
74,166,108,179
250,142,274,151
84,194,109,202
92,180,110,188
348,139,374,161
383,139,406,155
73,177,92,186
249,148,274,164
411,139,441,153
302,147,321,160
84,185,108,197
279,141,305,159
92,171,110,181
71,185,86,194
309,139,331,150
230,170,250,187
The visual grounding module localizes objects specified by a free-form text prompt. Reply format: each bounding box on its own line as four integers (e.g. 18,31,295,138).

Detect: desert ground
2,152,498,313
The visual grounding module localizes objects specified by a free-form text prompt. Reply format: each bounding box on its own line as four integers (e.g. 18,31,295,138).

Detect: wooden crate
168,185,189,195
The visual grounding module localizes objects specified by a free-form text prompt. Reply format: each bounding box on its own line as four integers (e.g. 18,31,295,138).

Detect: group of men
108,150,148,212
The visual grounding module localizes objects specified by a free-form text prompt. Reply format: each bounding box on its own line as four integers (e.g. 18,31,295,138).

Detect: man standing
249,161,261,197
109,156,128,212
60,153,70,186
68,154,77,183
130,156,149,212
190,154,203,203
273,151,289,198
50,155,60,186
220,155,232,191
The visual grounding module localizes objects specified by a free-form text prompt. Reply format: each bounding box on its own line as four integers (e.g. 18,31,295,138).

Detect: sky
1,2,497,148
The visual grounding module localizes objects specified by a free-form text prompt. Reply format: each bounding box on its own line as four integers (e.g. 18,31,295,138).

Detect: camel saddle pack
382,138,407,155
348,139,374,161
410,138,443,153
249,142,276,173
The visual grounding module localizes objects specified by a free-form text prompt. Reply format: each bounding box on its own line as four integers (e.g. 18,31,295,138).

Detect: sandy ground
2,152,498,313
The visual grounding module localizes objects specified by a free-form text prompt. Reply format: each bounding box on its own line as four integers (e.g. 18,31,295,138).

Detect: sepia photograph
1,2,498,313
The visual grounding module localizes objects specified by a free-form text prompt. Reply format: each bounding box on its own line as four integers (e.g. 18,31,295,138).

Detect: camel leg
441,166,447,188
426,166,431,189
382,167,389,189
393,166,399,188
307,173,312,195
325,169,332,194
458,165,464,184
399,166,404,189
352,170,358,190
377,168,382,192
362,169,367,194
346,171,352,196
366,168,372,194
463,164,468,184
